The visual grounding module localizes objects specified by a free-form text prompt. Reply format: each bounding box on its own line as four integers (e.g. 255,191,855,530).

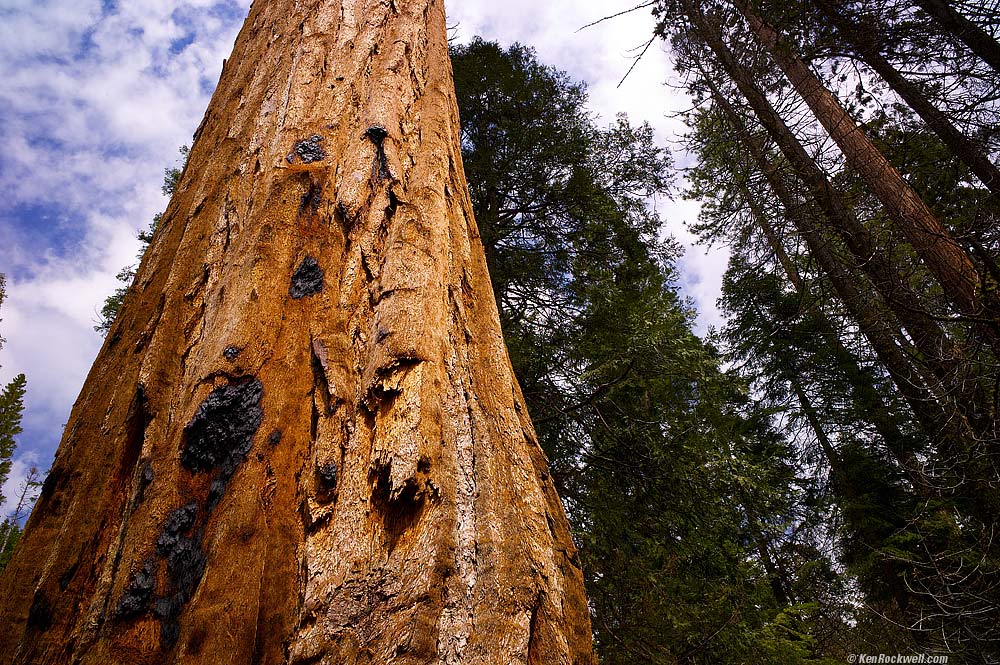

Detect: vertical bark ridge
0,0,594,663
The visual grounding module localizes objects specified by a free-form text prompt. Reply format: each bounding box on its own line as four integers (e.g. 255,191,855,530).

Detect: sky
0,0,729,515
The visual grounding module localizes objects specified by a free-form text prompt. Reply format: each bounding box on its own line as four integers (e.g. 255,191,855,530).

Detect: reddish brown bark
0,1,595,663
733,0,989,322
813,0,1000,197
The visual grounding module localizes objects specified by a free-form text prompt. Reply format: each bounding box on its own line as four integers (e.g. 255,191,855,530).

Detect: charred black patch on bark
123,379,263,645
141,462,155,488
317,461,338,490
115,558,158,619
151,504,207,651
365,125,391,180
287,134,326,164
154,534,206,650
130,460,155,510
365,125,388,145
385,189,399,220
299,180,323,216
27,590,53,632
181,378,263,473
158,614,183,651
268,429,283,447
289,256,324,299
157,504,198,555
223,346,241,361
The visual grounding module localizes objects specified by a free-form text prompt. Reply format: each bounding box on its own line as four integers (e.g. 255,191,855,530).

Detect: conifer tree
0,275,27,509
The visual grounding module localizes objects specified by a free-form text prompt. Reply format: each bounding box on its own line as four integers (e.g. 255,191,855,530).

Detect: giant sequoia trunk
0,1,595,663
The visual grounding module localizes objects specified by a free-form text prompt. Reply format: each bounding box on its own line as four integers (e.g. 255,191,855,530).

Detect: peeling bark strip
0,0,595,663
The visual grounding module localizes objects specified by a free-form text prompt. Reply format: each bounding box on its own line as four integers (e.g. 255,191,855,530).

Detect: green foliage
454,38,826,663
0,520,21,572
0,466,44,574
0,374,27,507
96,146,188,336
161,145,189,196
657,0,1000,657
452,38,674,470
0,274,28,509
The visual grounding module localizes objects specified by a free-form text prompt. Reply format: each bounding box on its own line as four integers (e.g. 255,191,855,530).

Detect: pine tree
0,467,43,574
655,0,1000,655
452,38,828,662
96,146,189,336
0,275,27,509
0,376,26,510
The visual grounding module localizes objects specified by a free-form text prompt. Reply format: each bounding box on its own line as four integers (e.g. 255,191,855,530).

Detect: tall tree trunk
732,0,991,325
813,0,1000,197
741,191,925,486
688,19,994,435
911,0,1000,73
0,1,595,663
738,184,803,292
708,81,1000,522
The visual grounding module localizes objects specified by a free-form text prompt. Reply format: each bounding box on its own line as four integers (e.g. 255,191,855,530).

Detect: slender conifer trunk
911,0,1000,73
732,0,990,324
813,0,1000,196
706,79,1000,523
690,10,994,433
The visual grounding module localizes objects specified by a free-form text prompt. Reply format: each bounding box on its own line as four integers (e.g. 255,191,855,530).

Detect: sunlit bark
0,1,595,663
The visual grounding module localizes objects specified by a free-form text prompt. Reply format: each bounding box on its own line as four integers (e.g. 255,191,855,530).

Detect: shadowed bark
0,1,595,663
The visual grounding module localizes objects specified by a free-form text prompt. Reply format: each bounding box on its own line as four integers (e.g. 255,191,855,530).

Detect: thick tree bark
732,0,990,324
0,1,595,663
